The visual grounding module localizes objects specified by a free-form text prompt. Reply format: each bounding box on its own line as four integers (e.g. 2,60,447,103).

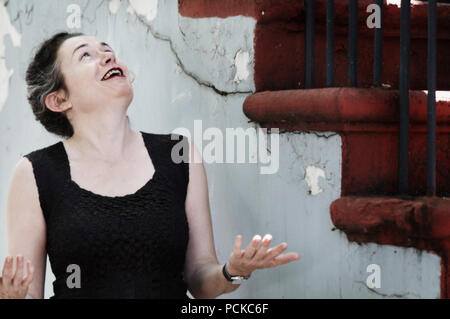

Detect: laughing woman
0,32,300,299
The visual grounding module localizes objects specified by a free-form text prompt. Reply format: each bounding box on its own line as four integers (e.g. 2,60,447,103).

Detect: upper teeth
103,69,122,80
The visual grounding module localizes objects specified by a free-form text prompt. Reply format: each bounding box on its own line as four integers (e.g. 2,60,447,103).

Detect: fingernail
254,235,261,241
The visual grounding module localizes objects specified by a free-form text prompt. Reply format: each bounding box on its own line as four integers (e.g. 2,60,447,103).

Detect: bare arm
183,139,239,298
3,157,47,299
183,140,301,299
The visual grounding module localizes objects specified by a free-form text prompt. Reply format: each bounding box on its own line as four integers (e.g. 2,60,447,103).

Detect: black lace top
23,131,190,299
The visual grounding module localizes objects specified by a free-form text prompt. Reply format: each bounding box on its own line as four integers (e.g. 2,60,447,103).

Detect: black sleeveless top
23,131,191,299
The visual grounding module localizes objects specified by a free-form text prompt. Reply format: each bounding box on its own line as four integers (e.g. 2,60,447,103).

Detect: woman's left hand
226,234,301,277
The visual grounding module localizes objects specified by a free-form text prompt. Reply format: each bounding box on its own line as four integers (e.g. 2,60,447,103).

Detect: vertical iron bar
427,0,437,196
398,0,411,194
305,0,315,88
326,0,334,87
373,0,383,87
348,0,358,87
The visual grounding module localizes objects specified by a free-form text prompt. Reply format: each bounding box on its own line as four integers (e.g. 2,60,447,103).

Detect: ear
44,89,71,113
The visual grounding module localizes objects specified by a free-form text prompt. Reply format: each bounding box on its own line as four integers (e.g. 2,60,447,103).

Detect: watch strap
222,263,251,283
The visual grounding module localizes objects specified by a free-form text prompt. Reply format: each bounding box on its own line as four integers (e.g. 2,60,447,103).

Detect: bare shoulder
13,156,34,177
10,156,38,193
6,156,43,218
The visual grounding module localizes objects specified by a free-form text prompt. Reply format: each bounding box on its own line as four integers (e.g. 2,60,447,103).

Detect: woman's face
57,35,133,116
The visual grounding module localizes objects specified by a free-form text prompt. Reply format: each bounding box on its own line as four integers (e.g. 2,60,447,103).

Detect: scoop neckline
59,130,157,200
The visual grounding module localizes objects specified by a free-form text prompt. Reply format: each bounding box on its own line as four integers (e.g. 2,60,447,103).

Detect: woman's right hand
0,255,34,299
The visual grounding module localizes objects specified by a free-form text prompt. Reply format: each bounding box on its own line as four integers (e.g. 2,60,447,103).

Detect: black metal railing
398,0,411,194
427,0,437,196
304,0,438,196
348,0,358,87
305,0,315,88
373,0,383,87
326,0,334,87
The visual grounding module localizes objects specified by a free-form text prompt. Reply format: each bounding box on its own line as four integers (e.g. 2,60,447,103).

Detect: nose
99,50,115,66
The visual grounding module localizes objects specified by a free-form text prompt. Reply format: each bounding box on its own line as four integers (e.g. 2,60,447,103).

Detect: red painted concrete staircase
179,0,450,298
243,88,450,196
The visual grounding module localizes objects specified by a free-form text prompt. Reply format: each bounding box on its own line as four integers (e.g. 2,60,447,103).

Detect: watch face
232,279,243,285
231,276,246,285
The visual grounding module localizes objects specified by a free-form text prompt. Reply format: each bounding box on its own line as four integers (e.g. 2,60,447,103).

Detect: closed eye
80,50,113,61
80,52,90,60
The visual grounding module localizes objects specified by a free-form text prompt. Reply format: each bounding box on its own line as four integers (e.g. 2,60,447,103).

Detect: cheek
66,72,102,100
68,66,94,85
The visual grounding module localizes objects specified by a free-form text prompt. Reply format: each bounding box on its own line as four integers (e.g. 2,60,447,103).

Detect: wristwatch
222,263,251,285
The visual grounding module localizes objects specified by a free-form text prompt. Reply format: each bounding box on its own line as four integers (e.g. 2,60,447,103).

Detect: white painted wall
0,0,441,298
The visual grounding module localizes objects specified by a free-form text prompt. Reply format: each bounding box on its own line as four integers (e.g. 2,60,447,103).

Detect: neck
66,114,137,163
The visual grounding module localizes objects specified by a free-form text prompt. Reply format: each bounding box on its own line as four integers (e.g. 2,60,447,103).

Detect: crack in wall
7,2,34,35
82,0,107,26
11,3,34,24
310,131,338,139
132,11,253,96
280,129,339,139
355,280,421,298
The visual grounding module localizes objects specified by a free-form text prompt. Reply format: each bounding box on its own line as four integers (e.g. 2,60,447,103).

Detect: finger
21,261,35,287
233,235,243,256
268,252,301,268
243,235,261,259
253,234,272,261
13,255,25,286
2,256,14,287
264,242,288,261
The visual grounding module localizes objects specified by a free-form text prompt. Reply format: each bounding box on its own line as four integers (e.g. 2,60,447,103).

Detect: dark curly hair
25,31,84,139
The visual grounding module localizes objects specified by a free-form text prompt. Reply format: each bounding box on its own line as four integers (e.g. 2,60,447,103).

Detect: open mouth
101,67,124,81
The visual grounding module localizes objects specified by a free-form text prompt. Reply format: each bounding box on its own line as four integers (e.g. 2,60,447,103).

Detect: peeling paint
233,49,250,84
127,0,158,22
0,1,21,112
305,165,325,195
108,0,121,14
386,0,401,7
132,13,253,96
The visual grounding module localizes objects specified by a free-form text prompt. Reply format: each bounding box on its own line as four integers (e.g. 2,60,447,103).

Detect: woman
0,32,300,299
